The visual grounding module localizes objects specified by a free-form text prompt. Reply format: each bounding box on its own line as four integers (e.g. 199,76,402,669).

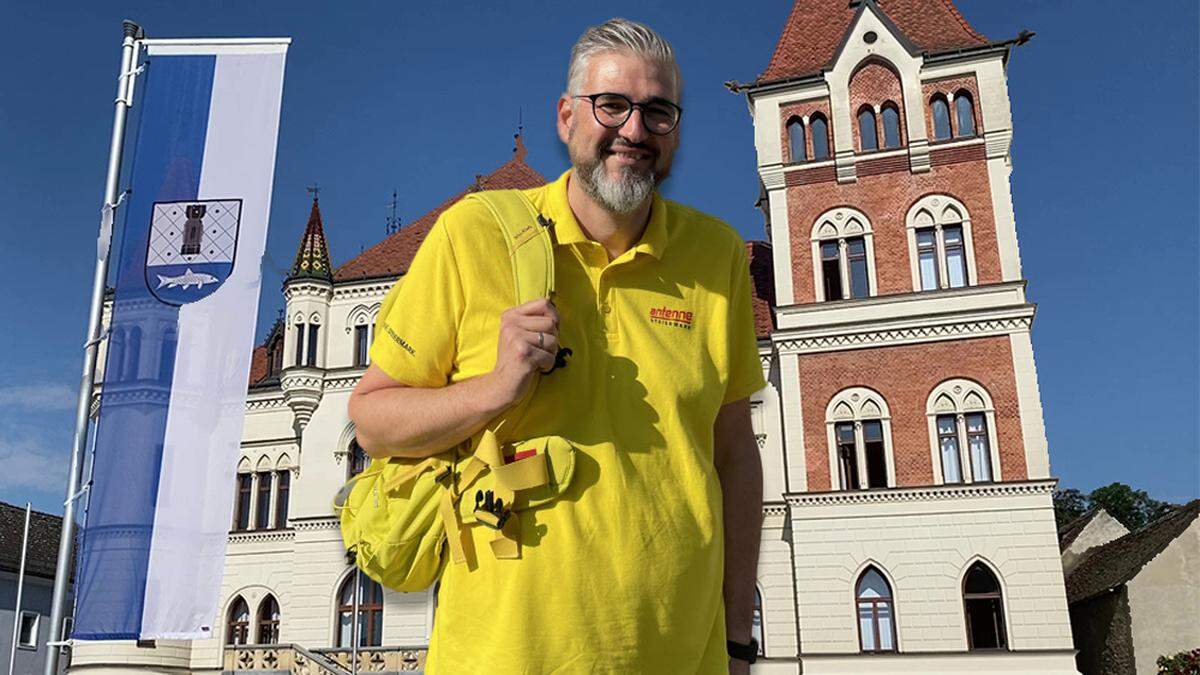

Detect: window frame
17,610,39,650
305,322,320,367
233,472,252,532
880,102,902,149
786,115,807,163
810,208,878,302
953,90,977,138
809,113,830,160
905,195,978,291
226,596,250,646
254,470,273,530
336,571,384,648
825,387,895,490
274,469,290,529
930,95,952,141
256,595,281,645
855,565,898,653
353,324,371,368
926,379,1002,485
857,106,878,152
962,560,1009,651
293,321,305,367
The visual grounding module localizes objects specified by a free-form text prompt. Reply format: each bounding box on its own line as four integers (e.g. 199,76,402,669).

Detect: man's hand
482,297,560,410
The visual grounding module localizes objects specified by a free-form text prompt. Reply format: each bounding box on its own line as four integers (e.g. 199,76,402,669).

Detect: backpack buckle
473,489,511,530
434,466,457,487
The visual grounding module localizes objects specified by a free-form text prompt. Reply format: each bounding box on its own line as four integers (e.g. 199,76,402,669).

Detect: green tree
1088,482,1175,531
1054,488,1089,529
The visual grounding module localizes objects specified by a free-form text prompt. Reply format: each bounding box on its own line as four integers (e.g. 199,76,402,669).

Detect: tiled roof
758,0,990,84
334,137,546,283
1065,500,1199,604
289,197,333,282
746,241,776,339
248,344,268,386
0,501,69,581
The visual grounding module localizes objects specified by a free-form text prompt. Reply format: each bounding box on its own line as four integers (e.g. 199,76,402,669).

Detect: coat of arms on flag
145,198,242,304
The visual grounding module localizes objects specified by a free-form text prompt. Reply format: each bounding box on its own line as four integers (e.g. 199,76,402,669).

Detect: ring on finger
537,331,544,349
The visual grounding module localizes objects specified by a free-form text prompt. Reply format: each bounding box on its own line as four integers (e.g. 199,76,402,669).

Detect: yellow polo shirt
370,169,766,673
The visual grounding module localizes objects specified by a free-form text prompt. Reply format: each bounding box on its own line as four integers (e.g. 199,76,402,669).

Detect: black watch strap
727,638,758,664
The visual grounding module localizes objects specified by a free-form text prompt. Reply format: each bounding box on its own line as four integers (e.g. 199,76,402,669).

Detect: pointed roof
757,0,990,84
1065,500,1199,603
289,196,333,282
334,137,545,283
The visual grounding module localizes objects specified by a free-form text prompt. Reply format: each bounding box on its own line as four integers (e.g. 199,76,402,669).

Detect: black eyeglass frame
571,92,683,135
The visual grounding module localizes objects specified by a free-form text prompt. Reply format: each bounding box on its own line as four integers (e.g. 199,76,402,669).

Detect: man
349,18,765,674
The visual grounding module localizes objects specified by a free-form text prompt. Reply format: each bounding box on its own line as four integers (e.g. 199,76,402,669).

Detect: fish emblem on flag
145,198,241,304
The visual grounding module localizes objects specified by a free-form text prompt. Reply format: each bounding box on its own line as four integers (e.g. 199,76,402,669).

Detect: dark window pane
955,93,976,137
822,256,843,301
274,470,290,529
858,109,878,151
835,421,859,490
294,323,304,366
788,118,806,162
354,325,369,367
811,116,830,159
937,414,962,483
306,324,320,367
965,564,1001,594
932,98,951,140
862,420,887,488
126,327,142,380
255,472,272,529
235,474,252,531
349,439,369,479
882,105,901,148
847,237,869,299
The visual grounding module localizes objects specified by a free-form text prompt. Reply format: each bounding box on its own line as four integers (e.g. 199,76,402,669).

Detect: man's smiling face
558,51,680,214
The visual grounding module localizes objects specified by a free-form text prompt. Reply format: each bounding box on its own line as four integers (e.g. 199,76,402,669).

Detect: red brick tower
736,1,1079,671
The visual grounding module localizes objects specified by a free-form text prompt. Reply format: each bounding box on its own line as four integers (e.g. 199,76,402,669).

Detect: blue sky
1,0,1196,515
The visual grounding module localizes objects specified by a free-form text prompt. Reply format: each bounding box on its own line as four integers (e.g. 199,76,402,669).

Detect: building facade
70,1,1081,673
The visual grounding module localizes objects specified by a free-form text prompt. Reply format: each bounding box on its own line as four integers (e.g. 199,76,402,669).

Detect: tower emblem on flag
145,199,242,304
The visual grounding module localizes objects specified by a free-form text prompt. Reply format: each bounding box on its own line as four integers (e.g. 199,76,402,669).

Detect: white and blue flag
74,39,288,640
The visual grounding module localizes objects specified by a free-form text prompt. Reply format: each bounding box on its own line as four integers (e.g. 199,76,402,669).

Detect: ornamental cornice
325,375,362,391
775,316,1032,355
785,479,1056,508
291,517,339,531
94,386,172,407
246,396,286,412
228,529,296,544
758,164,786,191
333,279,396,300
762,502,788,516
984,129,1013,159
284,282,334,301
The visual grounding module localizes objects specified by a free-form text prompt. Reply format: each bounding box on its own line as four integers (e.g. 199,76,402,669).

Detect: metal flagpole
44,20,144,675
351,566,360,674
7,503,31,675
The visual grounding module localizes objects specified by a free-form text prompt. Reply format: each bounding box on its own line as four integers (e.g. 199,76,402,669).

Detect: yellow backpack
333,190,575,592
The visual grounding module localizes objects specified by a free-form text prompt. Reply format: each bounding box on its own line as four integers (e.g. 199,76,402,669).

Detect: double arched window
857,102,902,152
226,594,280,645
811,208,876,302
926,379,1001,484
906,195,976,291
856,566,897,652
786,114,831,163
930,90,978,141
337,572,383,647
826,388,894,490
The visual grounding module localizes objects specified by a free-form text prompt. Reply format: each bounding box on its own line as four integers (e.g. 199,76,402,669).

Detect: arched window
857,107,878,152
125,326,142,380
811,208,876,302
752,586,765,656
348,438,370,479
906,195,976,291
963,562,1007,650
810,114,830,160
954,91,976,138
159,327,177,382
336,572,383,648
856,567,896,652
233,471,252,531
226,596,250,646
931,96,951,141
787,116,807,162
881,103,901,149
926,379,1001,484
826,387,894,490
107,328,125,382
256,595,280,644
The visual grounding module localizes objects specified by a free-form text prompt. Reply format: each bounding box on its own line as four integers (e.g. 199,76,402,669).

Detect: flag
73,39,288,640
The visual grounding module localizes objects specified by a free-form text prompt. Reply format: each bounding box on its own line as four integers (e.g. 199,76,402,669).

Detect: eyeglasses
572,92,683,135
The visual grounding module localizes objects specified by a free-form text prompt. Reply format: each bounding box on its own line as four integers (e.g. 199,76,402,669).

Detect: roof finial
306,182,321,203
386,189,401,235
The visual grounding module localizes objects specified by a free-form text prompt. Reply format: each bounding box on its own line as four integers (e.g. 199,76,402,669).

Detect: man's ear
556,95,573,144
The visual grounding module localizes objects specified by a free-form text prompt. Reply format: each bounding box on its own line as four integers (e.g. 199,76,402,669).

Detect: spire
288,189,333,282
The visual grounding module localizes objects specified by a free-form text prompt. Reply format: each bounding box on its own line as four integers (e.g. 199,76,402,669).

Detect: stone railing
223,644,427,674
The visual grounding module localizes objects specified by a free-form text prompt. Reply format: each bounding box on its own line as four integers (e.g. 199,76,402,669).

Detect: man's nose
620,107,650,144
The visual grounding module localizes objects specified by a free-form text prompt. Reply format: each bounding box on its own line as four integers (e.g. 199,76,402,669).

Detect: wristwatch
727,637,759,664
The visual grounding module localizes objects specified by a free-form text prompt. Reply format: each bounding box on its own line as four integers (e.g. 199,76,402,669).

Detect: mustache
605,139,656,157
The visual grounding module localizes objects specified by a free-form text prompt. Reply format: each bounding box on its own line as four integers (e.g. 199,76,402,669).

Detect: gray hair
566,18,682,99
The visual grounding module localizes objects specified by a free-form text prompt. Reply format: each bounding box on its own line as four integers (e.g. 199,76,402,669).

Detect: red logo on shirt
649,306,694,329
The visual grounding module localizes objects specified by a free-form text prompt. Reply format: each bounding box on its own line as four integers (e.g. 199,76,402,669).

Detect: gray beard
574,156,658,215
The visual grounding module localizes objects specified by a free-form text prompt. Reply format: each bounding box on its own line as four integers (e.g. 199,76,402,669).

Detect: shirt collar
543,168,668,260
